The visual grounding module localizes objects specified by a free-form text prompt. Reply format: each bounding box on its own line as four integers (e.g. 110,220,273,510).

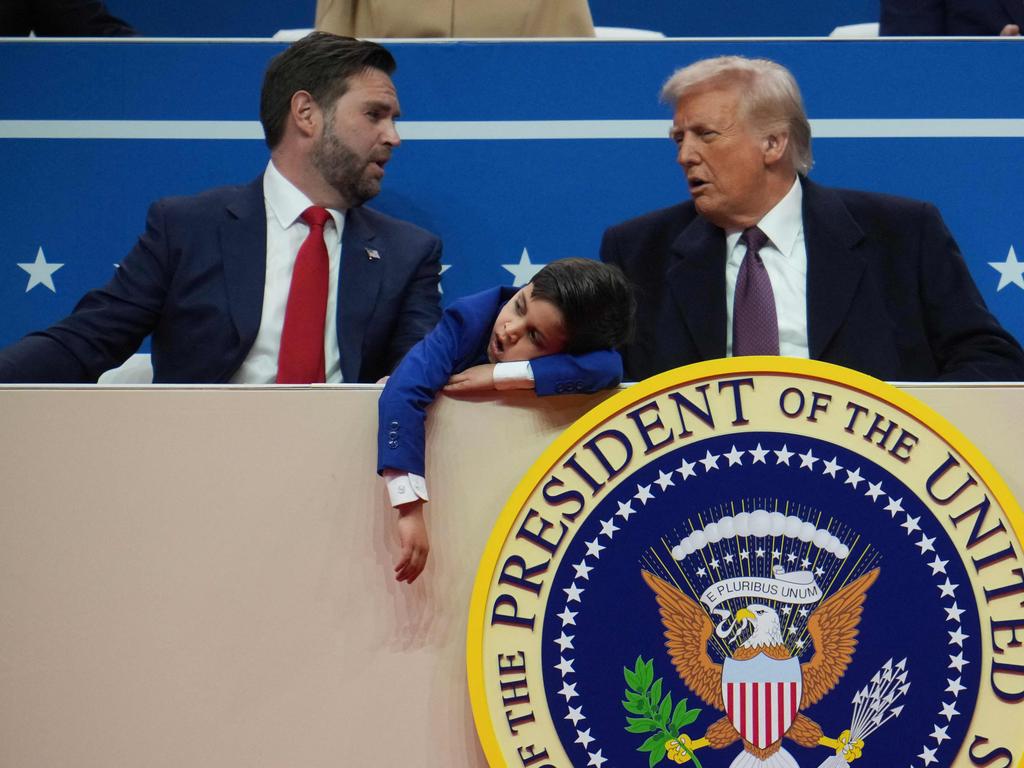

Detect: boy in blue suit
377,258,635,583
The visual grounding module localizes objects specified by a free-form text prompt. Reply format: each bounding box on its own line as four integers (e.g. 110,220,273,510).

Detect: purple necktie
732,226,780,356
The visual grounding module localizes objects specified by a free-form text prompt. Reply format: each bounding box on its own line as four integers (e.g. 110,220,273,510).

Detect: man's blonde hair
661,56,813,175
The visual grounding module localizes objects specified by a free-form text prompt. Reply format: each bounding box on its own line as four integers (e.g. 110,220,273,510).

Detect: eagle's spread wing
801,568,880,707
641,570,723,709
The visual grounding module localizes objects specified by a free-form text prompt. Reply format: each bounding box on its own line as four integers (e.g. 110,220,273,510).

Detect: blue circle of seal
541,432,980,768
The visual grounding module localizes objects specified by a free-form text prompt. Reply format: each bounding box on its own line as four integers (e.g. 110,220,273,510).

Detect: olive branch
622,656,703,767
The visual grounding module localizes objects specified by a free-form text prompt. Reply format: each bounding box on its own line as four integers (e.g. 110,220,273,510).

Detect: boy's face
487,284,568,363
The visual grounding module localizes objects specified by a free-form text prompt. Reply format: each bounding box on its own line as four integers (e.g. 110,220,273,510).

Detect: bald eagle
642,568,879,767
734,604,785,654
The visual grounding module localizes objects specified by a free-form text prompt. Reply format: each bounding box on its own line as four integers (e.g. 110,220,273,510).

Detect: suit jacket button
388,439,399,449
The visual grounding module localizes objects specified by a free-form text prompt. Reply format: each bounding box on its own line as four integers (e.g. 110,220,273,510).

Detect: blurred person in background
0,0,135,35
881,0,1021,36
315,0,595,37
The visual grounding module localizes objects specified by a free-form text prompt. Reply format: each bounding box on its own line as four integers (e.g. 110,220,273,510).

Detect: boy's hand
394,500,429,583
444,364,496,393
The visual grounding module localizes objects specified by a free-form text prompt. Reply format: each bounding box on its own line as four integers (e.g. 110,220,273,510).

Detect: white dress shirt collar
724,176,803,259
264,159,345,234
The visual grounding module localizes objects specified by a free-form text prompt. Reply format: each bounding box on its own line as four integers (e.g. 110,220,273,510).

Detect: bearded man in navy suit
0,33,441,383
600,55,1024,382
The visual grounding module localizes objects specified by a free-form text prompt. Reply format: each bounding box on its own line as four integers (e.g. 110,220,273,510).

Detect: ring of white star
549,439,970,768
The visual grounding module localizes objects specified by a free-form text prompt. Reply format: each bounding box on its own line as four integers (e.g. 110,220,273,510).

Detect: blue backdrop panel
1,39,1022,352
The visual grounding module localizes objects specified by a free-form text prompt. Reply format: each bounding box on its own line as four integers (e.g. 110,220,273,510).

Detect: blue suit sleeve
377,302,485,476
531,349,623,396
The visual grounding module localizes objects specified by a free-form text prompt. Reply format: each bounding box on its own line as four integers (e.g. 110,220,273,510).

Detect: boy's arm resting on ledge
377,308,474,478
444,351,622,396
376,296,490,585
443,363,498,392
530,349,623,395
444,360,533,392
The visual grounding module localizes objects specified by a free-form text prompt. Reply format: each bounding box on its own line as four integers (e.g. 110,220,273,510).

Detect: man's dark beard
310,124,379,208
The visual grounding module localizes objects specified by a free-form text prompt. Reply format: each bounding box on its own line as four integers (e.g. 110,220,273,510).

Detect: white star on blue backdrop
17,247,63,293
502,248,545,287
989,245,1024,292
439,263,452,294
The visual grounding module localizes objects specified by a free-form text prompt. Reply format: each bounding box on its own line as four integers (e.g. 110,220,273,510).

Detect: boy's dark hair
530,258,636,354
260,32,396,150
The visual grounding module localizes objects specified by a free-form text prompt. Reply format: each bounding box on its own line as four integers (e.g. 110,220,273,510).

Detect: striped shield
721,656,802,750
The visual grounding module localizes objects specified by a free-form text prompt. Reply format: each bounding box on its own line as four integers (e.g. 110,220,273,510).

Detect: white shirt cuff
383,469,429,508
493,360,535,390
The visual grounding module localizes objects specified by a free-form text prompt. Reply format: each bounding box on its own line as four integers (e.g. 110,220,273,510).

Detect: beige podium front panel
0,384,1020,767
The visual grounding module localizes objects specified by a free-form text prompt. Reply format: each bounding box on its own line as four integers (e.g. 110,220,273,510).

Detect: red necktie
277,206,331,383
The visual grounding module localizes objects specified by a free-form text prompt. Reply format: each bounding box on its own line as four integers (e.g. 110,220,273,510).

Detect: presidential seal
467,359,1024,768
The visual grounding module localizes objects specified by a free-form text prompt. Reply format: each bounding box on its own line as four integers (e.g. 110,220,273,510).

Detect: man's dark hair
530,258,636,354
260,32,396,149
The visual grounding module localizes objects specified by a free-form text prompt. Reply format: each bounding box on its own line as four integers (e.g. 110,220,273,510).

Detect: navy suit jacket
880,0,1024,35
377,286,623,476
0,177,443,383
601,177,1024,382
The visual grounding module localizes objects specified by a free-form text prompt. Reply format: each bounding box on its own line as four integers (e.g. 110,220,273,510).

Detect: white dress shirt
724,177,809,359
230,160,346,384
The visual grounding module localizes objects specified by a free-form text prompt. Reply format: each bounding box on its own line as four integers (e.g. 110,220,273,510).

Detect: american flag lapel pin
366,247,381,261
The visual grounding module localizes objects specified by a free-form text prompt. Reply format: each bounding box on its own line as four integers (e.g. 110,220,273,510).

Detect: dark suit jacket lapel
221,177,267,363
337,207,384,382
802,177,867,360
665,216,728,361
